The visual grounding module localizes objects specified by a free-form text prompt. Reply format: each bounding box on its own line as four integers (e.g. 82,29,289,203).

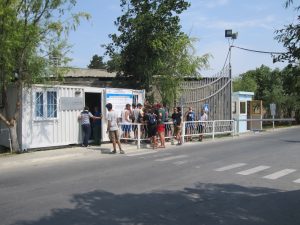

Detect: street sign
203,103,209,112
270,103,276,116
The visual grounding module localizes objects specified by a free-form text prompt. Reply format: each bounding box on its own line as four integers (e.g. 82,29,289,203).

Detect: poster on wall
251,100,262,115
105,88,133,117
132,89,145,105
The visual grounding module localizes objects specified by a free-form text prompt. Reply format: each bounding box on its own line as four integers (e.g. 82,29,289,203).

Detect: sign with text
60,97,84,111
270,103,276,116
106,88,133,117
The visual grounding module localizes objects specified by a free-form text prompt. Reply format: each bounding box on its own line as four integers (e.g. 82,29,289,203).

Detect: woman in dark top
145,108,158,149
172,106,182,145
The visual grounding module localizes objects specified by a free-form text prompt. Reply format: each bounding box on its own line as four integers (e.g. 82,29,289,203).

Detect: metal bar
235,118,295,122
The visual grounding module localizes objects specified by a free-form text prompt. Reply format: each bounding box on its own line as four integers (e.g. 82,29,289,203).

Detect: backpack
137,111,143,123
148,113,157,125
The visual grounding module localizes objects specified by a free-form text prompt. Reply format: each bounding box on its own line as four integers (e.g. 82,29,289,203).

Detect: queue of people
79,102,208,153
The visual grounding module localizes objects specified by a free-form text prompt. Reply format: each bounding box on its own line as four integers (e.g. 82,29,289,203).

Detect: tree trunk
0,83,22,153
9,122,20,153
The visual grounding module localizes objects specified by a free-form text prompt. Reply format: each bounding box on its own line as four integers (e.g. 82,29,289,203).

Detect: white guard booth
232,91,254,133
0,84,144,150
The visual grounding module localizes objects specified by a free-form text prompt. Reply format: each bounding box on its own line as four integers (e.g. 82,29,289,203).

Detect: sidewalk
0,139,189,169
1,126,295,169
0,131,260,169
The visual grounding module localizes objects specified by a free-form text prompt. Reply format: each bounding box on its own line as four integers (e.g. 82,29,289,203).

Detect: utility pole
225,29,238,120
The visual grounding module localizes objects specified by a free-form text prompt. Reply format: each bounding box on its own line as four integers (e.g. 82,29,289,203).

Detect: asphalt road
0,127,300,225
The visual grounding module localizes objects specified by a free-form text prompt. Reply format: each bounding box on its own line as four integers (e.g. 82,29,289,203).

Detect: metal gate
179,66,231,120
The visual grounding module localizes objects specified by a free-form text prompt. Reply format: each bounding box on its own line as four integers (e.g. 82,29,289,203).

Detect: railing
117,118,295,149
234,118,295,134
118,120,235,149
181,120,234,143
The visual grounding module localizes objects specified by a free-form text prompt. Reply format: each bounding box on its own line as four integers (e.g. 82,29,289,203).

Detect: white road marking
293,178,300,184
173,160,188,165
155,155,188,162
263,169,297,180
214,163,247,172
237,166,270,175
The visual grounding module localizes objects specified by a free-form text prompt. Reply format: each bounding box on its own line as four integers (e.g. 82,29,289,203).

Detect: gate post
137,124,141,149
181,122,185,144
212,121,215,140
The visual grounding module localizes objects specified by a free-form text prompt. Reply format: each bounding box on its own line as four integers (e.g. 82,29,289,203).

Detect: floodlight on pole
225,29,238,120
224,29,238,79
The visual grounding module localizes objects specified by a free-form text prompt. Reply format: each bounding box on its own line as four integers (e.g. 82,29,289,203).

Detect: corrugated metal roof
64,68,117,78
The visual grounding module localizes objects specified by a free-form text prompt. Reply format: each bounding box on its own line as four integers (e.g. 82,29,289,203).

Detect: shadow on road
12,183,300,225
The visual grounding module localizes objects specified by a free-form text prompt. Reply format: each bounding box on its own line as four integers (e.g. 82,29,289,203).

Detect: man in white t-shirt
132,103,143,139
106,103,124,154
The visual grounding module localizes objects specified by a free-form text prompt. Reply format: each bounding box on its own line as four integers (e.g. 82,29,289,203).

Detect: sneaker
119,150,125,154
110,150,117,154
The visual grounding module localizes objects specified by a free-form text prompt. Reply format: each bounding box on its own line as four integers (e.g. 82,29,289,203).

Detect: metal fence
118,120,235,149
179,66,231,121
234,118,295,134
117,118,295,148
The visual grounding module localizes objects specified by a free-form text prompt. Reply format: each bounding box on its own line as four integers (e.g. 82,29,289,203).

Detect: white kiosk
0,85,145,150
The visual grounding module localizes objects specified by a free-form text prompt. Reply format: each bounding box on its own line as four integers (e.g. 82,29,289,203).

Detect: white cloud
187,15,276,30
196,0,229,9
206,0,229,8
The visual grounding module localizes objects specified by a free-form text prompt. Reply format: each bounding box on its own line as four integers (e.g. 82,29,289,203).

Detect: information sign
270,103,276,116
106,88,133,117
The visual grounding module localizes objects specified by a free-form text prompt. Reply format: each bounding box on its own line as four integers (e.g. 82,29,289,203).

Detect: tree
104,0,209,104
233,64,300,120
106,53,121,72
274,0,300,65
281,65,300,121
87,54,106,69
0,0,89,152
153,35,209,106
233,71,257,93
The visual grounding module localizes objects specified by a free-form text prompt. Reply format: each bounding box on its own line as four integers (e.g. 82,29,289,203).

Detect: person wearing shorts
172,107,182,145
106,103,124,154
146,109,158,149
121,104,132,143
184,106,195,141
156,103,166,148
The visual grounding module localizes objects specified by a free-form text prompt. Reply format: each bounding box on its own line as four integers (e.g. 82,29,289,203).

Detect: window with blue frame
35,90,58,119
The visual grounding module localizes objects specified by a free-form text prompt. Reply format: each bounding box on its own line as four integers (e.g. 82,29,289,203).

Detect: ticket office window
34,90,58,120
240,101,246,114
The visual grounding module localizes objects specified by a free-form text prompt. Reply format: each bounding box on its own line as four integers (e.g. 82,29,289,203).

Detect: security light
225,29,232,38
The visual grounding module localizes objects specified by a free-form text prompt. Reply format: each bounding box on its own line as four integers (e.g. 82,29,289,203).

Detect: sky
67,0,297,77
